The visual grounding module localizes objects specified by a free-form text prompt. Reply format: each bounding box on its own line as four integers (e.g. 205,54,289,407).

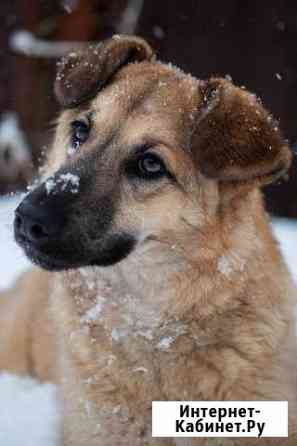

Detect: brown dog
1,35,297,445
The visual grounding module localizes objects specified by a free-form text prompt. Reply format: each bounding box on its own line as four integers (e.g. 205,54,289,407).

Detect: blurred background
0,0,296,217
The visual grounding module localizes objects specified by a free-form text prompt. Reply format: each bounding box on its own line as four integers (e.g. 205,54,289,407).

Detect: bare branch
117,0,144,35
9,30,86,58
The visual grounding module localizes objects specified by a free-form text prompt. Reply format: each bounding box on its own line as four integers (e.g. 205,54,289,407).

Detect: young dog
1,35,297,445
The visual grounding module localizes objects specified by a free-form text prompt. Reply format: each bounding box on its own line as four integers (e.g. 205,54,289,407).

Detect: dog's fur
1,35,297,445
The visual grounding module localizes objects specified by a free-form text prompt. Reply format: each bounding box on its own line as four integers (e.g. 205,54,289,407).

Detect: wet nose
14,201,60,244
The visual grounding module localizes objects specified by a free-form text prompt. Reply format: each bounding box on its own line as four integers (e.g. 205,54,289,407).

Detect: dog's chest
54,267,240,405
54,268,204,440
63,267,189,356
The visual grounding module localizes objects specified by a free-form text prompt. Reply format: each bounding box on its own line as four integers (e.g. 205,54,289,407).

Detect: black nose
14,200,60,244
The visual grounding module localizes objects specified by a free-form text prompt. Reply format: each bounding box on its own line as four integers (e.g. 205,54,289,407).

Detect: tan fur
0,268,55,381
1,36,297,445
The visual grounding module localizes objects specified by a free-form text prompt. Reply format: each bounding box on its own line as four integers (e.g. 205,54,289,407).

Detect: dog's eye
125,150,172,182
70,120,90,150
137,153,166,179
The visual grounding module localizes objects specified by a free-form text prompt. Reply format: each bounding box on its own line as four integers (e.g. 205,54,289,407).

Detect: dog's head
14,35,292,271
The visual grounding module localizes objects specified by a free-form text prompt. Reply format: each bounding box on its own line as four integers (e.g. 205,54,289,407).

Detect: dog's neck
62,240,187,344
61,188,277,348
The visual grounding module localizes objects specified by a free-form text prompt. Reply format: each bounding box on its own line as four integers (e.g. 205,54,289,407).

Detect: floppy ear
54,35,155,108
193,77,292,185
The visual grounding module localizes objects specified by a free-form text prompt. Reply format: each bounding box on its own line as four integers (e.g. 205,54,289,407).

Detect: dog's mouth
14,180,137,271
15,234,78,271
15,228,137,271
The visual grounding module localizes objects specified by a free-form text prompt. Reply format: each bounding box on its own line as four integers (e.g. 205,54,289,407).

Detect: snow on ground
0,195,61,445
0,373,60,446
0,193,296,445
272,218,297,281
0,194,30,290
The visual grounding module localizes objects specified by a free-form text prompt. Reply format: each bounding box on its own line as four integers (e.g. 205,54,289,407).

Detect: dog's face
14,36,292,271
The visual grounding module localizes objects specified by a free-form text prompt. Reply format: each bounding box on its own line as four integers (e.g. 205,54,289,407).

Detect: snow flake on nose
45,172,80,195
45,178,56,195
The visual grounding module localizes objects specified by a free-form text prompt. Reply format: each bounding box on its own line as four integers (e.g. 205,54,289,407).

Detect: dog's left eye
137,153,167,180
125,152,168,181
70,120,90,150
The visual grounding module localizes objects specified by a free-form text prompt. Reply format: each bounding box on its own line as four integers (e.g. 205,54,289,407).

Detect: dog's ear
54,35,155,108
193,77,292,185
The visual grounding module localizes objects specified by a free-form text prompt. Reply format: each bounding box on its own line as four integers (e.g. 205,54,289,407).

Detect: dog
0,35,297,445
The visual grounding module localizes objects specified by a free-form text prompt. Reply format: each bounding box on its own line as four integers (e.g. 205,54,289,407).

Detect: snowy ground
0,193,30,290
0,194,296,445
0,195,61,445
0,373,60,446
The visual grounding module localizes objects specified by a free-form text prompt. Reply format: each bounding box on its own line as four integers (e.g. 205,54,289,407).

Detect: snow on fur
45,173,80,195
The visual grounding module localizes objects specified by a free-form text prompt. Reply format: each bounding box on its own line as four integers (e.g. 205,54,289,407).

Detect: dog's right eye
70,120,90,151
125,151,172,182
